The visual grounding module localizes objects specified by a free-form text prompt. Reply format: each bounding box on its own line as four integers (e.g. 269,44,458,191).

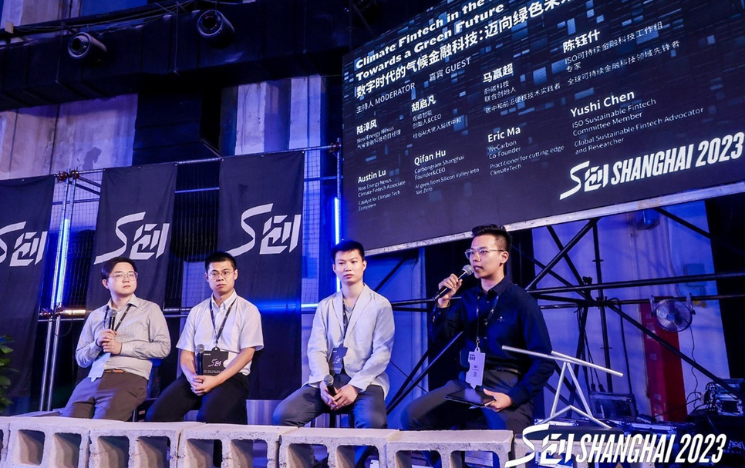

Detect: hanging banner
0,176,55,403
86,165,176,310
219,152,304,399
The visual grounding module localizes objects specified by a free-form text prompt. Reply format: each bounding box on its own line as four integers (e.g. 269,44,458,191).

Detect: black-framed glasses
464,248,507,260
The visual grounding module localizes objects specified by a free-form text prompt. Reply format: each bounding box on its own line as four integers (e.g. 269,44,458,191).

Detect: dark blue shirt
431,278,553,407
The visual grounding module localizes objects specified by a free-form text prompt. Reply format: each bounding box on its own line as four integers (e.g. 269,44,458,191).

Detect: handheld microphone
434,265,474,300
195,344,205,375
323,374,337,396
105,310,118,330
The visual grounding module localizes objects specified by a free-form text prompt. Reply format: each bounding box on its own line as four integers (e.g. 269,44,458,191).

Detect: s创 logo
94,212,170,264
0,221,48,267
506,423,728,467
559,161,610,200
227,203,301,257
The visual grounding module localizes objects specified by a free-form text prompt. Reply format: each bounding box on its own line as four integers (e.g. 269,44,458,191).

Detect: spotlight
67,32,107,63
197,10,235,47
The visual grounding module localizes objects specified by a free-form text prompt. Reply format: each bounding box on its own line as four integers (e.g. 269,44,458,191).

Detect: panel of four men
62,224,552,438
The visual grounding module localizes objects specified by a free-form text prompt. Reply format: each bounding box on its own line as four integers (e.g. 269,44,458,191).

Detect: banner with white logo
219,152,304,399
86,165,176,310
0,176,55,402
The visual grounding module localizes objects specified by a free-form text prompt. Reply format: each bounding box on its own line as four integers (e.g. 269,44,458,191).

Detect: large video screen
341,0,745,252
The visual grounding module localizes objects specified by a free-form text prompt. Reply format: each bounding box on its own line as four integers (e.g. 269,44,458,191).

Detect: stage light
67,32,107,63
197,10,235,47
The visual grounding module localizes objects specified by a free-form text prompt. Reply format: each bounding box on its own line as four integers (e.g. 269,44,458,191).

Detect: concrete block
88,421,202,468
1,416,11,465
5,416,122,468
16,411,61,418
279,428,399,468
178,424,298,468
386,431,513,468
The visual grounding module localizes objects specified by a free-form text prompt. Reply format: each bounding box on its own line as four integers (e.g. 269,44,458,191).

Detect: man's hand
102,338,123,355
332,385,360,410
186,373,201,387
436,274,463,308
95,329,116,348
483,389,512,411
192,375,220,396
319,383,337,408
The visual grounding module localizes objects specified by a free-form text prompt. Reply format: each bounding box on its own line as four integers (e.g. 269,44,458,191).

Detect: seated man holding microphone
61,256,171,421
401,224,553,434
273,240,395,429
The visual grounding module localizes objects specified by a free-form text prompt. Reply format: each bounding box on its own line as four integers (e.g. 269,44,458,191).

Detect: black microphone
434,265,474,300
195,344,204,376
323,374,337,396
105,310,118,330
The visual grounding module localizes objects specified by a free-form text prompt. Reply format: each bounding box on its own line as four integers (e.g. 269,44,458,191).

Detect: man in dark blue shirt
401,224,553,434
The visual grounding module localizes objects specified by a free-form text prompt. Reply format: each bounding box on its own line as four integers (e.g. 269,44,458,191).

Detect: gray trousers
61,371,147,421
273,373,387,428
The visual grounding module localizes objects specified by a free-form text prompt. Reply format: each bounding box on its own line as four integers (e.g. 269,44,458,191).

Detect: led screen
342,0,745,251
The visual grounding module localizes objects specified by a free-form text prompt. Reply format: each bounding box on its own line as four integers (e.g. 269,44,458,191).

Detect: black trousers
146,373,249,424
400,370,534,434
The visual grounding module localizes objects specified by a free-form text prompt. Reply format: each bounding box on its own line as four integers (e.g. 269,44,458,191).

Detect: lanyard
342,302,355,340
474,293,499,351
104,304,133,332
210,299,235,348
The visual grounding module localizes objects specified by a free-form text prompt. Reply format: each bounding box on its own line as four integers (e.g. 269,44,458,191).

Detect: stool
312,408,355,429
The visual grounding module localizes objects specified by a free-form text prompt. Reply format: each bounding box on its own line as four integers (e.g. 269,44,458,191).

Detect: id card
331,346,347,374
465,350,486,388
202,347,229,375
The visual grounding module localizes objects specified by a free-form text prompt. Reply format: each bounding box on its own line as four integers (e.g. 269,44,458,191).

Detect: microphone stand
502,345,624,428
386,331,463,414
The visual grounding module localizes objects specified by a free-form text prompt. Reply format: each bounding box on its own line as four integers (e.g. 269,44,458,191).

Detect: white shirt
177,291,264,375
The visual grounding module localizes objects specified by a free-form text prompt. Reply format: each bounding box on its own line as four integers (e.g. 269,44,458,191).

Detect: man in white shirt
146,251,264,424
273,240,394,429
61,256,171,421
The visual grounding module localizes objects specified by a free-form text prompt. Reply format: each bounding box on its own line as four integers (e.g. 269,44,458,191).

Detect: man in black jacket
401,224,553,433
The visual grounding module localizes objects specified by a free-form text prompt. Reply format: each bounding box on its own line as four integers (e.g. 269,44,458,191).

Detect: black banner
219,152,304,400
0,176,55,404
86,165,176,310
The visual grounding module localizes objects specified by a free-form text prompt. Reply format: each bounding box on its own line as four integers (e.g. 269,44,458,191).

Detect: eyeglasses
110,271,138,281
208,269,234,279
464,248,507,260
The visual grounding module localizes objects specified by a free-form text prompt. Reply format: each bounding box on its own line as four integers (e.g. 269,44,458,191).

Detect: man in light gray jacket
273,240,394,429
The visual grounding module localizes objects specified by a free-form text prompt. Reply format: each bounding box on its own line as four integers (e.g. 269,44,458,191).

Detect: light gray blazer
307,284,395,396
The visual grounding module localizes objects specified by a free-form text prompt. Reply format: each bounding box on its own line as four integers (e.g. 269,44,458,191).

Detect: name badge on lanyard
331,300,354,374
467,293,498,388
331,346,347,374
202,347,229,375
207,299,234,376
466,349,486,388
